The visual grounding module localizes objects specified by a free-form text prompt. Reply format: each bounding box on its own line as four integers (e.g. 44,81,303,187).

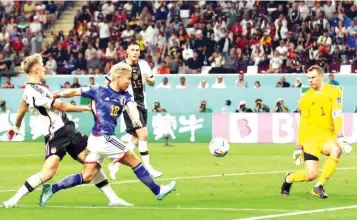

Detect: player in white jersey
2,54,130,208
106,42,162,179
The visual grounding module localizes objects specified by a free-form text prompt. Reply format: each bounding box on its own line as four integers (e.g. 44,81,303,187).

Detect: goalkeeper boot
311,185,328,199
281,172,293,196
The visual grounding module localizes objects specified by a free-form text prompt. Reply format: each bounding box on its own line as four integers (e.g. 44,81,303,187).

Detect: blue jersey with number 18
81,85,134,136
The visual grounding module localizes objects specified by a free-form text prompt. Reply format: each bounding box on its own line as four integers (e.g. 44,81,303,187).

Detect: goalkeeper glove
293,145,303,165
337,135,353,154
7,126,20,140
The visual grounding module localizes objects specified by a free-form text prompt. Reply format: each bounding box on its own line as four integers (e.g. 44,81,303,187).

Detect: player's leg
135,107,162,177
2,152,63,208
311,139,342,198
68,132,128,205
119,151,176,200
75,149,131,206
108,135,137,180
281,140,321,196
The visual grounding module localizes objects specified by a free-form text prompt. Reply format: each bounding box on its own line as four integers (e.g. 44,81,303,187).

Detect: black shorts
44,122,88,161
123,106,147,135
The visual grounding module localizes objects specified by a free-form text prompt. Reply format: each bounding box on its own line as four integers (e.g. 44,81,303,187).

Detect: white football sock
127,139,137,151
11,172,44,203
92,169,119,202
138,139,153,170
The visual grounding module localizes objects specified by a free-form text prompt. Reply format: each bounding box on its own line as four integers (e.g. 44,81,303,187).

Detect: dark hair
226,100,231,106
255,98,262,103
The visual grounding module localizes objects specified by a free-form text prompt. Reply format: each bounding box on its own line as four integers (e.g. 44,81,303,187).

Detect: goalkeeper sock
286,170,309,183
316,157,339,186
132,162,160,195
52,173,84,194
10,172,44,203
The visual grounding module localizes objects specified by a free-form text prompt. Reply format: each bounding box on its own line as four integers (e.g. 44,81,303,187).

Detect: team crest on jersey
337,97,342,103
133,73,139,80
51,147,56,154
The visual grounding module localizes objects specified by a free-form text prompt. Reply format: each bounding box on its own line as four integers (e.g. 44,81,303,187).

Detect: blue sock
132,163,160,195
51,173,84,194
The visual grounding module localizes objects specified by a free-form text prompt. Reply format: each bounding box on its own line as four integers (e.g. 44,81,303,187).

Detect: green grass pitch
0,142,356,220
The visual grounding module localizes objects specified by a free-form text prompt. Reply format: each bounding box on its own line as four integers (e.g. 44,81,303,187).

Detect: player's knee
82,171,96,183
306,172,318,181
331,146,342,157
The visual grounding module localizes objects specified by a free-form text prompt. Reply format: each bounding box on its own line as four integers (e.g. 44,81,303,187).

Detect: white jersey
106,59,153,109
23,83,67,136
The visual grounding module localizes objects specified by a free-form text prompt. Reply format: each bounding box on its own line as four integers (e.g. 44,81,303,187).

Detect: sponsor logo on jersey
337,97,342,104
51,147,56,154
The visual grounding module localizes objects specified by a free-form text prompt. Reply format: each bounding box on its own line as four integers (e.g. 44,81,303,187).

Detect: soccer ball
209,137,230,157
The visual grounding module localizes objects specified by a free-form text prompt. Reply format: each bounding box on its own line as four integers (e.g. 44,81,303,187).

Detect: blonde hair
307,65,324,76
109,63,132,79
21,53,43,74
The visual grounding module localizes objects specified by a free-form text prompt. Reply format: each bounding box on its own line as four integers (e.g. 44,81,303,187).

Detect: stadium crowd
2,0,357,76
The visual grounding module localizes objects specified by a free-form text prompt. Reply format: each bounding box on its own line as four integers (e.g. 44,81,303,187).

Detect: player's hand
52,90,62,98
293,146,303,165
142,73,149,81
337,137,353,154
7,126,20,140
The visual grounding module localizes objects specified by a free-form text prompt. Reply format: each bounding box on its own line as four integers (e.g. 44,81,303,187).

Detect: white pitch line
233,205,357,220
20,205,298,212
0,167,356,193
0,154,42,158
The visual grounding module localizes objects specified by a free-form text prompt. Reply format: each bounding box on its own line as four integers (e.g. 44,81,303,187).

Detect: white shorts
85,135,129,165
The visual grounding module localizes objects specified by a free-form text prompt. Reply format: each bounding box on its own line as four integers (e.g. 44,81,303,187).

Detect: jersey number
320,107,325,116
110,105,120,116
132,81,142,89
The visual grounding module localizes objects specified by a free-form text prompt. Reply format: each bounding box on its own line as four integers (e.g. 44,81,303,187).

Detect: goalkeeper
281,65,353,199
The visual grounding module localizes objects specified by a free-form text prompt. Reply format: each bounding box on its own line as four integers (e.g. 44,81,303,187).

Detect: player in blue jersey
39,63,176,207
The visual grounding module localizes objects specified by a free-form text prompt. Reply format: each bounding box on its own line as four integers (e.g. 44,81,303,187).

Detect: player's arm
52,99,91,112
14,99,28,128
125,101,143,128
294,96,309,165
332,87,343,137
143,61,155,86
332,87,353,153
8,99,28,140
53,89,82,98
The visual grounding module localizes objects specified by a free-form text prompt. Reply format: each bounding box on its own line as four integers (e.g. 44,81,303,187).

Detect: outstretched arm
52,99,91,112
53,89,82,98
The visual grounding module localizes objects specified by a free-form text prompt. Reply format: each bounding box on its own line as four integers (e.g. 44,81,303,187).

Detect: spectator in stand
254,99,270,113
197,80,209,89
278,76,291,88
235,74,248,88
45,55,57,75
176,76,189,89
64,54,76,74
72,53,87,75
156,77,171,89
88,77,96,86
328,73,340,86
266,51,282,73
61,81,71,88
197,100,212,113
187,51,203,74
212,75,226,89
292,78,302,88
236,100,253,113
254,81,261,88
2,76,14,88
250,44,264,66
70,77,82,88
